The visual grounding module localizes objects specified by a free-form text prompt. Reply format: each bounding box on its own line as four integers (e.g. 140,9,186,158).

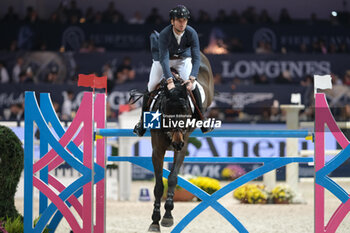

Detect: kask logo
143,110,161,129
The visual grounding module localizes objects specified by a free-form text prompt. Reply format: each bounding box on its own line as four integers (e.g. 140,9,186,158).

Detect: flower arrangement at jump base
271,184,295,204
234,184,268,204
189,176,221,195
234,184,295,204
162,175,221,201
221,165,246,181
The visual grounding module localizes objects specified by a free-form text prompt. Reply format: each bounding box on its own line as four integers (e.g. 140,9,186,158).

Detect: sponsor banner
132,163,317,181
179,163,310,180
133,133,323,158
2,23,350,53
0,82,308,119
215,54,332,79
2,82,350,120
1,51,350,83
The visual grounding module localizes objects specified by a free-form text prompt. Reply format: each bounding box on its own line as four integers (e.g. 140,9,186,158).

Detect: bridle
163,81,192,149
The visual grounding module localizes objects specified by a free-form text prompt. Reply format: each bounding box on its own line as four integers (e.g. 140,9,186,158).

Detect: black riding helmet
169,5,190,20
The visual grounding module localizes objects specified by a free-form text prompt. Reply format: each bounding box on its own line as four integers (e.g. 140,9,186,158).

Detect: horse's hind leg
149,148,165,232
161,150,186,227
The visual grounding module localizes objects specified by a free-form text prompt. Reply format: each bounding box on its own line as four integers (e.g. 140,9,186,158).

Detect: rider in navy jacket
157,24,200,80
134,5,210,136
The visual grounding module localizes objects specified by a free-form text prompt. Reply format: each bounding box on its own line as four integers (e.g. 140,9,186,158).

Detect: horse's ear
164,86,174,98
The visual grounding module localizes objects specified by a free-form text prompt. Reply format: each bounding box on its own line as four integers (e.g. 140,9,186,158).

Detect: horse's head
162,82,191,151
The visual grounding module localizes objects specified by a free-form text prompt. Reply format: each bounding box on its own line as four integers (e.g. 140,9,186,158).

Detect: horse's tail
150,30,160,61
128,89,146,104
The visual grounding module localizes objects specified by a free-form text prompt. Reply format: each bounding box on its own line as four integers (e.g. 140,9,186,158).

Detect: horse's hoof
161,217,174,227
148,223,161,232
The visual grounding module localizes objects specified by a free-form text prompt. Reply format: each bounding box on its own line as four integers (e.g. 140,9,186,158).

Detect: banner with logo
2,82,350,121
132,123,323,158
2,23,350,52
2,51,349,85
0,82,309,117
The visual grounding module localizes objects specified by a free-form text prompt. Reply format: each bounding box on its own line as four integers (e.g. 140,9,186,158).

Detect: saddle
149,72,205,120
129,70,205,119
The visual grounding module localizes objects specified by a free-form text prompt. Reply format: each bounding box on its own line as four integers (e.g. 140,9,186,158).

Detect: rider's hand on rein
182,76,196,91
167,78,175,90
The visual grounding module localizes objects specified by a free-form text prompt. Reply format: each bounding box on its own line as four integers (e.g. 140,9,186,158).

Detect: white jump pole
280,104,305,203
118,109,141,201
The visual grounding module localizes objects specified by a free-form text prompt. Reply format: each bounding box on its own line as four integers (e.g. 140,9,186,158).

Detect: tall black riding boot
133,92,150,136
192,86,213,133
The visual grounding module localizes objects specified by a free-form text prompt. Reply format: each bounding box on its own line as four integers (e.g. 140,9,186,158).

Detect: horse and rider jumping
131,5,215,232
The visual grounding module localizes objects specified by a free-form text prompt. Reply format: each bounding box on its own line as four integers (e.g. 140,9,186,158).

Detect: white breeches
147,57,192,92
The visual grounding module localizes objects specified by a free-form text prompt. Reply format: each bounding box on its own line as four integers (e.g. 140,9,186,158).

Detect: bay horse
148,52,214,232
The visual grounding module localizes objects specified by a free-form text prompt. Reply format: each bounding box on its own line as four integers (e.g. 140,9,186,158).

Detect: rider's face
171,18,188,34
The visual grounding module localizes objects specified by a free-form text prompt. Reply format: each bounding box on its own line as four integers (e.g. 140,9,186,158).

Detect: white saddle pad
188,81,205,113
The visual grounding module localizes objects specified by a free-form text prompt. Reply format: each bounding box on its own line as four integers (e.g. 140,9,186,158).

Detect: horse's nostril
180,142,184,148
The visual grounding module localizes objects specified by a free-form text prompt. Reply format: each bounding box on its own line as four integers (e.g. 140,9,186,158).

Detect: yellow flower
221,168,232,178
189,177,221,195
271,184,294,202
234,184,267,204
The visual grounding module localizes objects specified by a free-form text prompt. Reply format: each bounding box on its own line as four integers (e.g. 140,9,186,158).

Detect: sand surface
16,179,350,233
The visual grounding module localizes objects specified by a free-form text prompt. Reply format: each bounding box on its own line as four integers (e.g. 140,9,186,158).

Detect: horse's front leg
149,148,165,232
161,148,186,227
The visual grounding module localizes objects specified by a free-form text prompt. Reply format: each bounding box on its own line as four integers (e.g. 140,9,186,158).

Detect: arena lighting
331,11,338,17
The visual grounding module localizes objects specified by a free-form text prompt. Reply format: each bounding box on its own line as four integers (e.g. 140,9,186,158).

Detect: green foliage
0,125,24,220
188,137,202,149
0,216,23,233
111,145,118,156
0,216,50,233
33,216,50,233
186,137,202,156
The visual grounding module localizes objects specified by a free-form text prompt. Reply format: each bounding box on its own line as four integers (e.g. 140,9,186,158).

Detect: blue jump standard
97,128,310,138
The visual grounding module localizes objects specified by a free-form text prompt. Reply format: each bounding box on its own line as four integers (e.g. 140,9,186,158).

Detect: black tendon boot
192,86,213,133
133,92,150,136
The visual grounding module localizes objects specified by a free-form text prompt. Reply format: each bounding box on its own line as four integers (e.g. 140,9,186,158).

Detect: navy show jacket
154,24,201,79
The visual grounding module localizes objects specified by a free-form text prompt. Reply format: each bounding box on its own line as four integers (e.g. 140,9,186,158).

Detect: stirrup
201,125,214,134
133,121,146,137
200,116,214,134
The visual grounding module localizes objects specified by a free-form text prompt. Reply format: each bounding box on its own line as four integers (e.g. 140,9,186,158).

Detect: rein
173,73,204,121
